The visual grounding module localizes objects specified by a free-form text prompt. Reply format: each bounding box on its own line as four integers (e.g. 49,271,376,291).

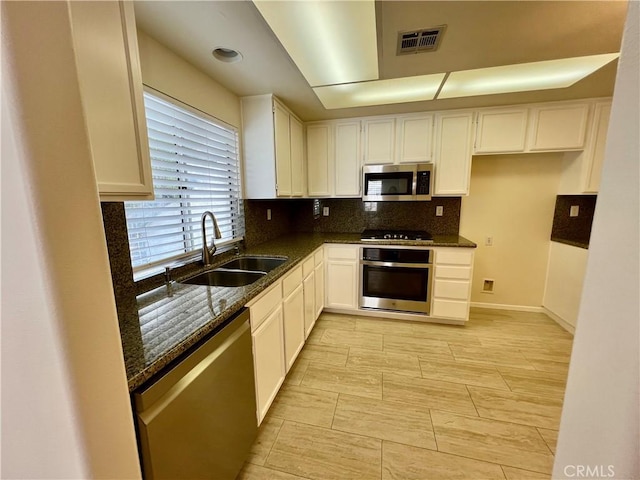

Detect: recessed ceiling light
438,53,620,99
313,74,446,109
212,47,243,63
253,0,378,87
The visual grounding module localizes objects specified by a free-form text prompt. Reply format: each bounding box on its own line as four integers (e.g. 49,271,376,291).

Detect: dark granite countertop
123,232,476,392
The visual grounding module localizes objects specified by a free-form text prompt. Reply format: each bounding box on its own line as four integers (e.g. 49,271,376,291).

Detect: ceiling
134,1,628,122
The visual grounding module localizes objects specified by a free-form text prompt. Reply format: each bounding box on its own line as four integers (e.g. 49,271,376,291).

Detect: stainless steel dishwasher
134,308,257,480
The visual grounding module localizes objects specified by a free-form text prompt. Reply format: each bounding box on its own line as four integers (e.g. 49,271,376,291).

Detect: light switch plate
435,206,444,217
323,207,330,216
570,205,579,217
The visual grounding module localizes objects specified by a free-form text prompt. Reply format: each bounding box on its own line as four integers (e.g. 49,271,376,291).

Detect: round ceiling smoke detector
212,47,243,63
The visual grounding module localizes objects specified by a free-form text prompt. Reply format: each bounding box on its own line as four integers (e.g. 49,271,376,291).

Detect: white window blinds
125,91,244,270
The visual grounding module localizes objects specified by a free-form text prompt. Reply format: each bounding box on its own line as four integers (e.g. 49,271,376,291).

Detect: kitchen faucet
201,211,222,266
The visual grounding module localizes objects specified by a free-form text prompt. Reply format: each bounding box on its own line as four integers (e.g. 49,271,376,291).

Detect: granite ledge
551,237,589,249
124,232,476,391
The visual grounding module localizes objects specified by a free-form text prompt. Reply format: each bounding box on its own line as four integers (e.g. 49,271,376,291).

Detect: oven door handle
360,260,432,269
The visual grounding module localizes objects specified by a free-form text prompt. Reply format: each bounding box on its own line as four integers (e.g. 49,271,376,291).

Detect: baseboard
470,302,576,335
542,307,576,335
470,302,544,313
322,308,465,325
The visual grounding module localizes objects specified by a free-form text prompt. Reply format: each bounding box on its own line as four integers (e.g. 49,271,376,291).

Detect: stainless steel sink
218,256,288,273
180,270,266,287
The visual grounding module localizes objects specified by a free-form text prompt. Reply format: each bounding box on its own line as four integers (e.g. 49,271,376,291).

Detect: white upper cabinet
305,120,361,198
363,118,395,165
528,103,589,151
583,102,612,193
241,94,305,199
397,115,434,163
306,124,332,197
474,108,528,154
433,112,474,196
290,115,305,196
273,102,292,196
334,121,362,196
70,1,153,201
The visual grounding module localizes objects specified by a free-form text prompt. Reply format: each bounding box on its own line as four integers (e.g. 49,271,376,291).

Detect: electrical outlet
323,206,330,216
485,236,493,246
570,205,579,217
435,205,444,217
482,279,495,293
267,209,272,221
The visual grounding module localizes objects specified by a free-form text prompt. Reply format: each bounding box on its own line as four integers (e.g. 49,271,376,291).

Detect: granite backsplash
550,194,597,249
245,197,461,240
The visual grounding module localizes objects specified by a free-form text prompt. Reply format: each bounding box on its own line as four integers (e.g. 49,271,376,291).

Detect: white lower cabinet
247,247,325,425
325,244,359,310
303,271,316,338
432,248,474,321
283,284,305,372
251,303,285,425
314,250,325,318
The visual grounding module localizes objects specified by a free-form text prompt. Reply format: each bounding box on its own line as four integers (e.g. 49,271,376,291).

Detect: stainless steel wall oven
360,246,433,315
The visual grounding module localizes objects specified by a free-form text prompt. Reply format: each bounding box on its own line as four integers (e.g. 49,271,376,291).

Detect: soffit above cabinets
134,1,627,121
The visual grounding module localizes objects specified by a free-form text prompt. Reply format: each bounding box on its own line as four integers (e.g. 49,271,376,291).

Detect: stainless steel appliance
362,163,433,201
360,246,433,315
134,308,256,480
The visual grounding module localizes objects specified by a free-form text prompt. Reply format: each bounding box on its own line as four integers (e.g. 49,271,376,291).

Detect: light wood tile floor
237,308,573,480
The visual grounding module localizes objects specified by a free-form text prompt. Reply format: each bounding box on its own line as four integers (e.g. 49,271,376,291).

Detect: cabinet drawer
314,247,324,266
326,244,359,261
434,280,470,300
435,265,472,280
436,249,473,265
282,265,303,297
248,281,282,331
432,299,469,320
302,256,315,278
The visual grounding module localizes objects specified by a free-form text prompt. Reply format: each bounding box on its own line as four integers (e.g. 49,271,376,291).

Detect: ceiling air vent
397,25,446,55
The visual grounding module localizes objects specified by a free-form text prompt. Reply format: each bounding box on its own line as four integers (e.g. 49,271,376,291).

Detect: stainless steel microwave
362,163,433,201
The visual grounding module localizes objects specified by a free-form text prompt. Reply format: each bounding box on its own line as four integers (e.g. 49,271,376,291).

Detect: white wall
137,29,241,128
1,2,141,478
543,242,589,331
553,2,639,478
460,154,563,309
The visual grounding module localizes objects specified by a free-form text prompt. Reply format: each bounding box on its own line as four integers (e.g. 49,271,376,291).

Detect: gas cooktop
360,229,433,241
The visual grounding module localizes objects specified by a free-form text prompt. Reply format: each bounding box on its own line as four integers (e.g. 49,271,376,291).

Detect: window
125,90,244,271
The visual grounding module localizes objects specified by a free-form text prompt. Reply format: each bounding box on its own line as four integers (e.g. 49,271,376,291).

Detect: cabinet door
528,104,589,151
252,306,285,424
274,102,292,196
434,112,474,196
314,262,324,319
290,115,305,196
397,115,433,163
70,1,153,201
325,261,358,310
364,119,395,165
475,109,528,154
303,271,316,339
282,285,305,371
584,102,612,193
335,121,362,196
307,124,331,196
